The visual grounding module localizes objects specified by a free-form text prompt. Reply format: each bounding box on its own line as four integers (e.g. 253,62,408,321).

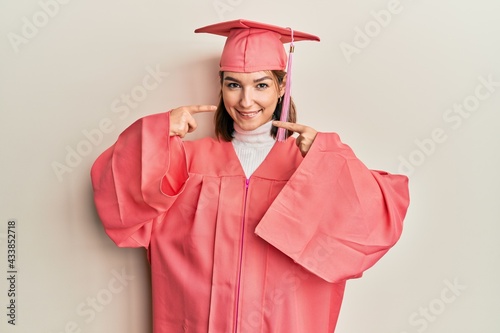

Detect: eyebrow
224,76,273,83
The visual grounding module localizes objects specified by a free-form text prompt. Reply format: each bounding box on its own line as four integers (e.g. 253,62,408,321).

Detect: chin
237,122,260,131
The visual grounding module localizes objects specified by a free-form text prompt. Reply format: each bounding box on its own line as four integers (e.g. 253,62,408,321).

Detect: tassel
277,28,294,142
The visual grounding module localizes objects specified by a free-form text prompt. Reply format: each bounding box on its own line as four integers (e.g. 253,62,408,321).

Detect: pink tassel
277,28,294,142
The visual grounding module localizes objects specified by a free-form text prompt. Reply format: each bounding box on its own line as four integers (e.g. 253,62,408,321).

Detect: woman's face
222,71,284,131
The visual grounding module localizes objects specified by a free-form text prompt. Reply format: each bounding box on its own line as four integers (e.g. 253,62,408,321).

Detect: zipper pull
245,178,250,189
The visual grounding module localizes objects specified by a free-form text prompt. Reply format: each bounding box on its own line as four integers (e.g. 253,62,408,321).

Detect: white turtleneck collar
231,121,275,178
232,120,275,145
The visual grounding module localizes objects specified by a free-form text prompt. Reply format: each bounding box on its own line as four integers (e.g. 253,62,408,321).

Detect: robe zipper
234,178,250,333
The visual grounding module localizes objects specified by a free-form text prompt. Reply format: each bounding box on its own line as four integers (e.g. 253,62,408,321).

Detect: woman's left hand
272,121,318,157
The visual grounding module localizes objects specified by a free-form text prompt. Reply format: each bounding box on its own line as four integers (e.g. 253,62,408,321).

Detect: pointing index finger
272,121,308,134
188,105,218,115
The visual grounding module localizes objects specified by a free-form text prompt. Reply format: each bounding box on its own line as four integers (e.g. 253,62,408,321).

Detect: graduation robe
91,111,410,333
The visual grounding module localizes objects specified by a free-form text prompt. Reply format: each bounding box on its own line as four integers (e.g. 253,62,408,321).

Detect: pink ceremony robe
91,111,410,333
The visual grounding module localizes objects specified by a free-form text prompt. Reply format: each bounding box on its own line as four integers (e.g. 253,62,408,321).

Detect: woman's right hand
169,105,217,138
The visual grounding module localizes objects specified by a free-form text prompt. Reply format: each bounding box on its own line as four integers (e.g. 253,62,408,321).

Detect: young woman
91,19,410,333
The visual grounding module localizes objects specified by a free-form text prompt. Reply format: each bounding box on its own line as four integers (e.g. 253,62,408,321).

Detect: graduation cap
195,19,320,141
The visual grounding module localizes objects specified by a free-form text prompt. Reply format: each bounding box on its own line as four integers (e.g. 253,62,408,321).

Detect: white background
1,0,499,332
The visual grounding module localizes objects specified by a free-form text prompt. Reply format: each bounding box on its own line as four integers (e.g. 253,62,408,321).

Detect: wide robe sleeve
255,132,410,283
90,111,189,248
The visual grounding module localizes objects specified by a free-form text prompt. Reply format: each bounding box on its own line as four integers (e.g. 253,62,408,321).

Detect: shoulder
184,136,224,153
313,132,352,153
183,137,239,176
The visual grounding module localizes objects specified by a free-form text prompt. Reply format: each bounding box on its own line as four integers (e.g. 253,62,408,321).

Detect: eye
256,83,269,89
226,82,241,89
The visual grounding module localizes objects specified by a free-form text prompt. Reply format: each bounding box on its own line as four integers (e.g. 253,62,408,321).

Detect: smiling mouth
237,110,262,118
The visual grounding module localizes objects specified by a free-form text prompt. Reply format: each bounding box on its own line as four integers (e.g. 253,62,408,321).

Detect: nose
239,87,254,108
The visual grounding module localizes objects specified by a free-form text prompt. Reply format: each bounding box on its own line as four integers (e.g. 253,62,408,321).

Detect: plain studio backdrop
1,1,499,332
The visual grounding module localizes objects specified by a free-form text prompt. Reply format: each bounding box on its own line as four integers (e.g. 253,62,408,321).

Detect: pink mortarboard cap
194,19,320,72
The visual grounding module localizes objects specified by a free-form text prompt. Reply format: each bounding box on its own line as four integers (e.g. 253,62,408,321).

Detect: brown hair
214,70,297,141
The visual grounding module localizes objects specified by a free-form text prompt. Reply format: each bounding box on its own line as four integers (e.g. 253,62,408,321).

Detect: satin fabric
91,111,410,333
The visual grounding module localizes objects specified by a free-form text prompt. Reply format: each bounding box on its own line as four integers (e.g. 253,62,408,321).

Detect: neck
231,121,275,178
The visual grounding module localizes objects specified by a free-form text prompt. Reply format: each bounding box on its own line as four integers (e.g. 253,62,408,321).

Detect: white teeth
238,110,260,118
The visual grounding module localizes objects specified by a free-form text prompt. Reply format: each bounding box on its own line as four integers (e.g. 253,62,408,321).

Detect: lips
237,110,261,118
